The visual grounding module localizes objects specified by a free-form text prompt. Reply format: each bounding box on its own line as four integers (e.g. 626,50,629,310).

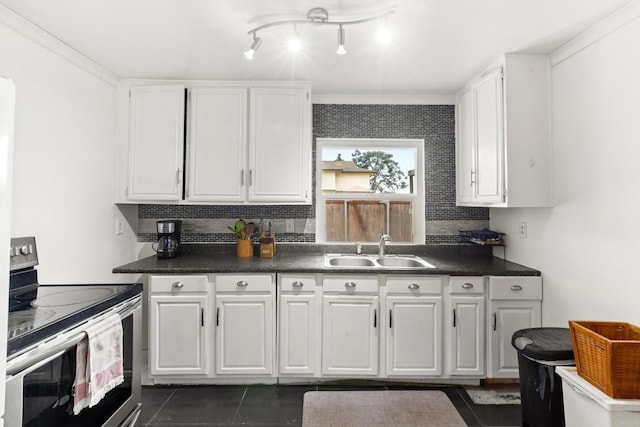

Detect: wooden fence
325,200,412,242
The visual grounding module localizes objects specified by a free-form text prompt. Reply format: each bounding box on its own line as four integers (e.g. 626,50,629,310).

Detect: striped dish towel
73,313,124,415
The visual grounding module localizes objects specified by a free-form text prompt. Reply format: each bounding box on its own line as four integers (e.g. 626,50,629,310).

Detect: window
316,138,425,243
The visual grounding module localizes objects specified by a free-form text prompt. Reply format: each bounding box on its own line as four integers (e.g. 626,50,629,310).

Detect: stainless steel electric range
6,236,144,427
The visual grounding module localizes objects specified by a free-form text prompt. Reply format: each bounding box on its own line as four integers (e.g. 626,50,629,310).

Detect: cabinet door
187,87,247,202
322,295,379,376
487,300,541,378
456,88,475,204
449,296,485,376
248,87,311,203
278,294,317,375
386,296,442,376
128,85,185,201
216,294,274,375
149,294,208,376
474,69,504,203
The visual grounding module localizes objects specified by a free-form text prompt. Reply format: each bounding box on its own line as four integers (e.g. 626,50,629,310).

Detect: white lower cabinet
487,276,542,378
446,277,485,376
385,276,443,376
277,274,319,376
214,274,275,376
321,275,379,376
149,275,209,376
147,272,542,383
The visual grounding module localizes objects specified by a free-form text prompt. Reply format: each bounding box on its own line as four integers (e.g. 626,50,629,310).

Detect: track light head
244,34,262,60
336,26,346,55
288,24,302,53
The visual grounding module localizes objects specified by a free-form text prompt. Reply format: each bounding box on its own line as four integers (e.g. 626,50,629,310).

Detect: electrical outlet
115,218,125,235
285,219,295,233
519,221,527,239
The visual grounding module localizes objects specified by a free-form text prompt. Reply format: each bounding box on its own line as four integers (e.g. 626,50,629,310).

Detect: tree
351,149,408,193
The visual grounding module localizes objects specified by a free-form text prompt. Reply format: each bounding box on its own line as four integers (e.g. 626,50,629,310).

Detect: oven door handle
7,347,70,377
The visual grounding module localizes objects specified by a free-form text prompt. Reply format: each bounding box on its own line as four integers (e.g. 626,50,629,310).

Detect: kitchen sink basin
324,254,435,269
375,256,431,268
326,256,376,267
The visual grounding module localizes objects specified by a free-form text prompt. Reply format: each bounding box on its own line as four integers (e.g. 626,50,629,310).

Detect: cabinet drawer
386,276,442,294
489,276,542,300
323,276,378,294
149,275,208,293
215,274,273,292
279,274,316,293
449,276,484,294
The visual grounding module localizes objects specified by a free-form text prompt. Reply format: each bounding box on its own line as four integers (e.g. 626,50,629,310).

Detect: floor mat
465,388,521,405
302,390,467,426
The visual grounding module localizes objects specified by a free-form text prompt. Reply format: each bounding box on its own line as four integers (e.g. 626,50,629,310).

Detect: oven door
5,296,142,427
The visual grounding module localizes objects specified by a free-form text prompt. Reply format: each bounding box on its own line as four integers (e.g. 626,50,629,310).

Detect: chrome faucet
378,234,392,257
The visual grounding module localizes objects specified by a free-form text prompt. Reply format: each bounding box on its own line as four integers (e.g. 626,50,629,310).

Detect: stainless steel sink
324,254,435,269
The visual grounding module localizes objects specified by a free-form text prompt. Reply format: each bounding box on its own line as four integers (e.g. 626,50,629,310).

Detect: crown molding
312,93,455,105
0,4,118,87
550,1,640,67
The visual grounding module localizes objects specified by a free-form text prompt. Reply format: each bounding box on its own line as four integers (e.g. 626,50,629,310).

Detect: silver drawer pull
511,285,523,291
345,282,356,289
462,283,474,289
172,282,184,289
237,281,249,287
292,281,304,288
408,283,420,290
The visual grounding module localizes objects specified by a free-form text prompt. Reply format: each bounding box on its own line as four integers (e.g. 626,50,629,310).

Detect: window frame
315,138,425,244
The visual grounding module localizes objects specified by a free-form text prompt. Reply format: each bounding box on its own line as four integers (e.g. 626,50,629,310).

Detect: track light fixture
244,7,394,60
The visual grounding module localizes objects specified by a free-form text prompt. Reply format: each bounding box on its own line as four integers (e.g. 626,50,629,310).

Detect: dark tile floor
141,382,521,426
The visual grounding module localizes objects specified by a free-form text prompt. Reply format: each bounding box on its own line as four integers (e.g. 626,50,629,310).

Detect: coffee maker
153,220,182,258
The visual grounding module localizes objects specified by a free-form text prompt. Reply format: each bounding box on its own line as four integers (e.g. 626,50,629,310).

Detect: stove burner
32,288,116,307
7,309,56,338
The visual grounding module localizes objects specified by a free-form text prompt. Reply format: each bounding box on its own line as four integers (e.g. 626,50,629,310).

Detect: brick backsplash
138,104,489,243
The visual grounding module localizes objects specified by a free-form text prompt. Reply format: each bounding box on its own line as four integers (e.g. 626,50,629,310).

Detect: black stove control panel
9,236,38,271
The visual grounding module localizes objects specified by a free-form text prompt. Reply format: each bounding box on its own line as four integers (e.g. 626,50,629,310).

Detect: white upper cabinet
248,87,311,203
117,82,312,204
455,54,552,207
473,69,504,203
187,87,247,203
127,85,185,201
456,88,475,204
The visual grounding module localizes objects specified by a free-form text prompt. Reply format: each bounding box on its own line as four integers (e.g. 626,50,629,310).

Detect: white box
557,367,640,427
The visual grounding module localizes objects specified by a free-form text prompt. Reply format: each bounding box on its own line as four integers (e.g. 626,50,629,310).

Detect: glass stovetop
7,283,142,359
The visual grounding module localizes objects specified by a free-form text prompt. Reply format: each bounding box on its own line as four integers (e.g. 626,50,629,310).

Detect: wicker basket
569,320,640,399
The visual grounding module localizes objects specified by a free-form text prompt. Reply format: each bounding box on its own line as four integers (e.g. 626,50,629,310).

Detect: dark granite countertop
113,244,540,276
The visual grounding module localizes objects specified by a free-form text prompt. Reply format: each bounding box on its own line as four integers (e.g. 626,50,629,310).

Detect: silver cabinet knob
511,285,523,291
292,281,304,288
408,283,420,290
237,281,249,287
172,282,184,289
345,282,356,289
462,283,474,289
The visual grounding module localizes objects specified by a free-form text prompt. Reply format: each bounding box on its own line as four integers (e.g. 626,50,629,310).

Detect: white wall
491,9,640,326
0,21,139,283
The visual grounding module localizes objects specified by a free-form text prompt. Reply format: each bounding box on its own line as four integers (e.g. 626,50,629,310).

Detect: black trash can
512,327,575,427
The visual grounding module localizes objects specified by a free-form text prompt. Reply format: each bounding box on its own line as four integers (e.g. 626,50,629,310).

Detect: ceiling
0,0,631,95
